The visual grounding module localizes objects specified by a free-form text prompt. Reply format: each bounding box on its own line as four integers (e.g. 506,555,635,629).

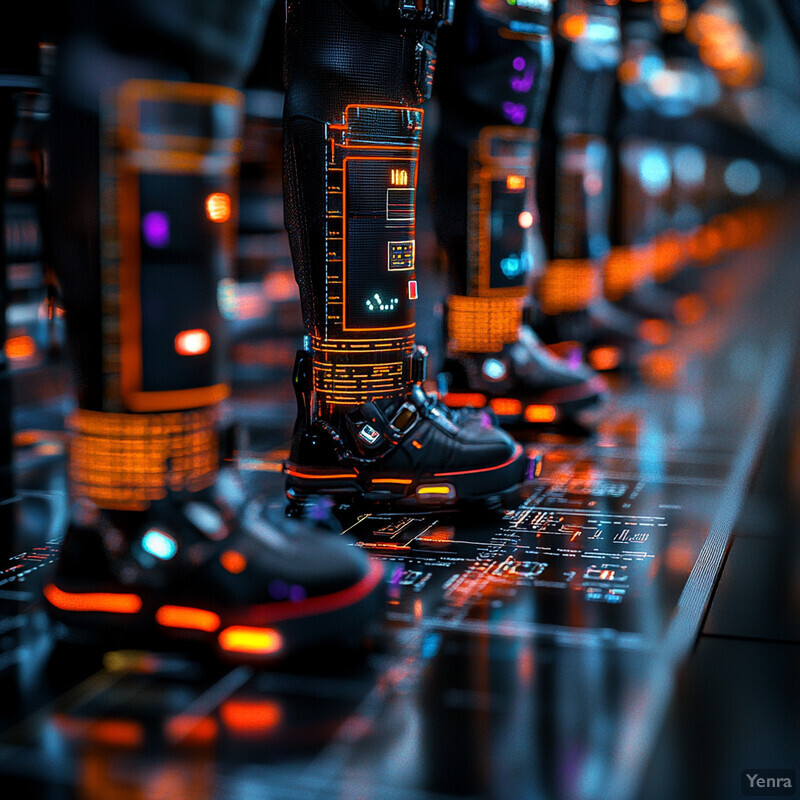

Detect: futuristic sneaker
284,350,532,510
44,484,384,662
534,298,646,372
440,326,608,426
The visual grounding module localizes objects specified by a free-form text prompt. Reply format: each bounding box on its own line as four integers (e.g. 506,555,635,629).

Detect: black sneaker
440,326,607,425
285,351,532,510
535,298,646,371
44,481,384,662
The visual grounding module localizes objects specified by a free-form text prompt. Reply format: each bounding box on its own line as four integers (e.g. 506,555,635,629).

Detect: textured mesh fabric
50,0,271,410
283,0,423,332
433,0,553,296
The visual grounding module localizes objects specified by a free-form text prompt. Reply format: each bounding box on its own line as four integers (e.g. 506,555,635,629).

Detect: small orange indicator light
506,174,526,191
490,398,523,416
5,335,36,360
155,605,220,632
559,12,588,40
411,440,423,449
588,346,622,372
638,319,671,346
524,404,558,424
205,192,231,223
674,294,707,326
443,392,487,408
221,699,282,734
175,328,211,356
390,169,409,186
371,478,413,485
218,625,283,655
518,211,534,229
44,584,142,614
166,715,219,745
54,716,144,749
220,550,247,575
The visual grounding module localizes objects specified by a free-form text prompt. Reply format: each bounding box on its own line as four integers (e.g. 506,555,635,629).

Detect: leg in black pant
283,0,531,509
44,0,383,660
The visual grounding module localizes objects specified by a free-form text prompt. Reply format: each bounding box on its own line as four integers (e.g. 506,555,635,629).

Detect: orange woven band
604,244,655,300
538,259,602,315
447,295,523,353
68,408,218,511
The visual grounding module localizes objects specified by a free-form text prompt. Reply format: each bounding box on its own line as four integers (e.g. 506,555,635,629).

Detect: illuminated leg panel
446,126,539,352
284,0,454,411
68,80,242,510
435,0,606,422
312,104,423,407
284,0,530,506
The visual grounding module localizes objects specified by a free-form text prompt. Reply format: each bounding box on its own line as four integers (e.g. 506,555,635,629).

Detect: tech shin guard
434,0,605,425
283,0,530,507
67,80,241,511
534,0,643,372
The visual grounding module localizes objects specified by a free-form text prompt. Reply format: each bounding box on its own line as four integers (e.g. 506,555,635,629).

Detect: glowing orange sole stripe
44,583,142,614
371,478,413,485
490,398,523,416
156,605,221,632
524,405,558,424
433,444,523,477
218,626,283,655
443,393,487,408
285,469,358,480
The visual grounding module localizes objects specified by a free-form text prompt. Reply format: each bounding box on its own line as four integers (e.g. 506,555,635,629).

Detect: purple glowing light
142,211,170,248
502,101,528,126
289,584,307,603
511,69,535,93
268,579,289,600
513,56,527,71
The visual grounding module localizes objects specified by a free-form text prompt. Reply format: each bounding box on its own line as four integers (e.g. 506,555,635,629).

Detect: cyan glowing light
142,529,178,560
142,211,170,248
365,293,399,312
502,101,527,125
724,159,760,196
673,145,706,186
500,254,523,277
638,149,671,196
482,358,507,381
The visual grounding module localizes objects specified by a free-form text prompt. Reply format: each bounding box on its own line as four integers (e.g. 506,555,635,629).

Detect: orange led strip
44,584,142,614
524,405,558,424
155,605,220,632
490,398,523,416
218,626,283,655
443,393,488,408
221,699,282,734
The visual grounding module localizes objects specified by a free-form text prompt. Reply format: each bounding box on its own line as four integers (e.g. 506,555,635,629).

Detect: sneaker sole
44,558,385,663
284,443,530,510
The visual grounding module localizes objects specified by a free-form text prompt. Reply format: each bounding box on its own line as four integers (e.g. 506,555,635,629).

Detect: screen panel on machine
137,172,221,392
488,174,532,289
343,157,416,331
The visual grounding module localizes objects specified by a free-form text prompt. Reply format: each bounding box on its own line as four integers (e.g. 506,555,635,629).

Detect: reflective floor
0,205,799,799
